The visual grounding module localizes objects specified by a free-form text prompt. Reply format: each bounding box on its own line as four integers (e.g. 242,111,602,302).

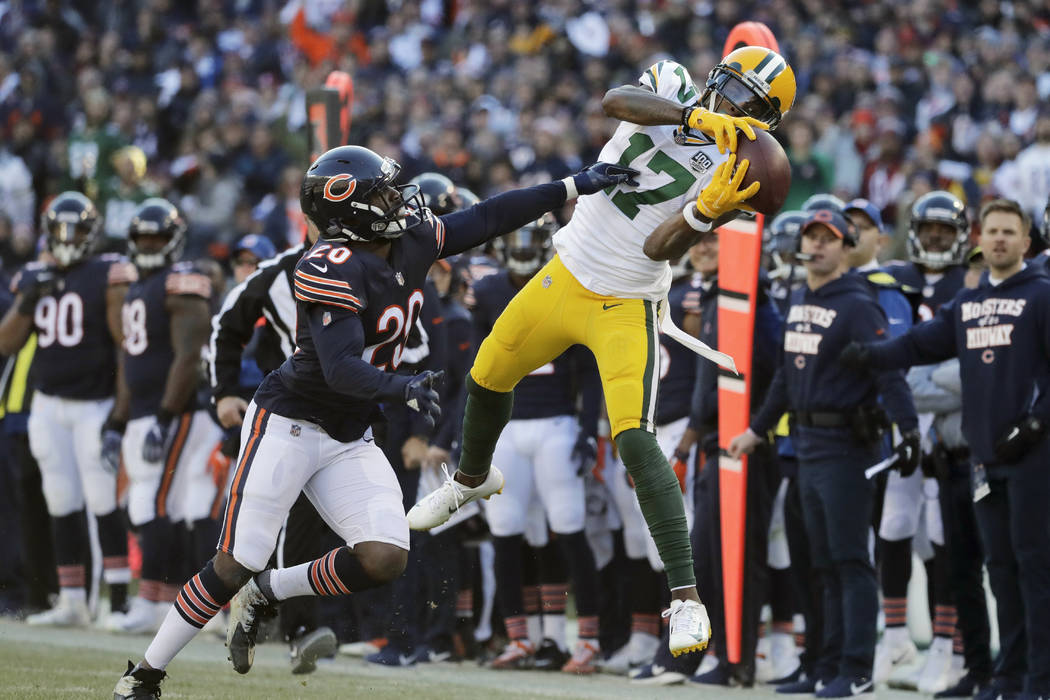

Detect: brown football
735,129,791,217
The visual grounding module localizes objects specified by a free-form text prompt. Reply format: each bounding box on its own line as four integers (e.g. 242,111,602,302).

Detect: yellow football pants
471,254,661,437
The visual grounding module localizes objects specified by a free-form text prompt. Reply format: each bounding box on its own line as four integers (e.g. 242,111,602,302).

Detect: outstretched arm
438,164,637,258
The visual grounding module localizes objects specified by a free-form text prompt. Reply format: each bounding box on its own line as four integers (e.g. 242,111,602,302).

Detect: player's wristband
681,105,697,128
682,204,713,233
560,176,579,200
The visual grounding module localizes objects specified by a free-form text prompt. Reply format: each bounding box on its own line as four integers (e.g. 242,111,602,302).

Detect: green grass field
0,618,926,699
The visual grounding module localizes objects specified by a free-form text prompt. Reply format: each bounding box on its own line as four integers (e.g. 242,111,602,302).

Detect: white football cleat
25,595,90,627
227,577,276,674
599,631,660,675
873,630,918,683
407,466,504,531
917,636,954,694
663,599,711,657
106,597,165,634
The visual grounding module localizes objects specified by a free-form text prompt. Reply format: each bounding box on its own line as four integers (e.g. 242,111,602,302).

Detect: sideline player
108,198,224,634
0,192,134,625
113,145,635,698
410,46,796,657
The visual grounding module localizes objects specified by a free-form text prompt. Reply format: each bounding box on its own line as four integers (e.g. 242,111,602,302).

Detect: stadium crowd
3,0,1050,698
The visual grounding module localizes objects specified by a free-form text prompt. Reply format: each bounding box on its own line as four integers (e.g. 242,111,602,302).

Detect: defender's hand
101,428,124,474
142,415,175,463
695,154,760,220
683,107,768,154
405,370,444,429
571,163,640,196
895,429,922,478
15,266,57,314
570,434,598,475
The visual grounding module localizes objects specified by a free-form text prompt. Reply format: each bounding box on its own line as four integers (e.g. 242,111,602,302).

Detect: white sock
266,562,318,601
883,625,909,647
526,615,542,647
144,605,201,670
104,567,133,585
61,587,87,604
543,614,566,650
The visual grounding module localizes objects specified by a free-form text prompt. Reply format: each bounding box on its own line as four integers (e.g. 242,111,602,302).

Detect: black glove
570,433,598,475
839,341,872,371
894,429,922,478
994,414,1048,464
15,265,57,314
100,418,125,475
142,413,176,463
572,162,640,196
405,370,444,430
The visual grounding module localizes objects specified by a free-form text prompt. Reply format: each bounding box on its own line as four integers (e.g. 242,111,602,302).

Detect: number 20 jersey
14,254,135,400
255,212,447,442
553,60,729,302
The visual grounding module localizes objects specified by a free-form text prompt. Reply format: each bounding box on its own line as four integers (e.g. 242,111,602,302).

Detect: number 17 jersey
553,60,729,301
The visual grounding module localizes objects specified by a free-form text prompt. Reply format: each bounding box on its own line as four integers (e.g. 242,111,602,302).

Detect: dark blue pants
795,428,879,680
976,440,1050,695
940,458,991,680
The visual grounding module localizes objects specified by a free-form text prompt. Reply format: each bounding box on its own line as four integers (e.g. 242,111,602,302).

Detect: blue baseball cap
801,208,855,244
233,234,276,262
844,198,884,232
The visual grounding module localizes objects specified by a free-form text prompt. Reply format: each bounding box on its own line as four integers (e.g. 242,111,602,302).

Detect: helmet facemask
704,68,782,129
321,158,424,243
48,216,98,268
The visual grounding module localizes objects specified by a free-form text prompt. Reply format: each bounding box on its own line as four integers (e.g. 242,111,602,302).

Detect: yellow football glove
684,107,769,154
695,154,761,219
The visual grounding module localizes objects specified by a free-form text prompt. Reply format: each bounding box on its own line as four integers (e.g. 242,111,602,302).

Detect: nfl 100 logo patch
290,424,302,437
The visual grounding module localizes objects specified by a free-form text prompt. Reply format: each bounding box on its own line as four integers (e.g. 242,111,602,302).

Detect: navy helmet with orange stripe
300,145,424,244
128,198,187,271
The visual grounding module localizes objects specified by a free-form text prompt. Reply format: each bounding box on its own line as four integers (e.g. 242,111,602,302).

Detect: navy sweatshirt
865,263,1050,466
751,272,918,438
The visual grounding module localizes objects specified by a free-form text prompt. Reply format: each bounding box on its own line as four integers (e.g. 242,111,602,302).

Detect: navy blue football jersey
122,262,212,419
14,254,134,400
471,270,583,420
255,213,447,441
884,261,966,322
656,273,703,425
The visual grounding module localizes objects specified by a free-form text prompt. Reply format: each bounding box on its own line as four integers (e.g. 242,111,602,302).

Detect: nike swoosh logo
399,654,412,665
310,262,328,273
651,664,665,675
850,680,873,694
602,303,623,310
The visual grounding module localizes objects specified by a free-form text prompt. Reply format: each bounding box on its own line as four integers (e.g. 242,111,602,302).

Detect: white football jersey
554,60,730,301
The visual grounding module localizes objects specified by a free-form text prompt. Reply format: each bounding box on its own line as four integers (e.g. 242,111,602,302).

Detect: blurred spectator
784,121,832,211
98,145,155,244
1014,114,1050,224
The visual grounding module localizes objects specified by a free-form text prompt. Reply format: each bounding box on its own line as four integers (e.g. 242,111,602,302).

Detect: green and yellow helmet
702,46,796,130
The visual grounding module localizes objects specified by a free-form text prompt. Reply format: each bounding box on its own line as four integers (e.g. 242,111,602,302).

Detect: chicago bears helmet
765,210,808,280
908,190,969,269
493,213,556,278
702,46,796,130
127,198,187,271
409,172,460,215
801,193,847,213
300,146,423,243
456,187,480,208
43,191,101,268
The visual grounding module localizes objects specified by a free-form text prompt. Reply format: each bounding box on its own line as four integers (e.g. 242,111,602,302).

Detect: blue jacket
752,272,917,437
866,263,1050,466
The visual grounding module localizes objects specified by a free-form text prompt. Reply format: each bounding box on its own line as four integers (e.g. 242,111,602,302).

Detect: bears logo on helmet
703,46,796,130
322,175,357,202
301,145,423,243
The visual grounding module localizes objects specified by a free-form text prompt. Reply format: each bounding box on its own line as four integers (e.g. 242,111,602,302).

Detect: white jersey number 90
35,293,85,348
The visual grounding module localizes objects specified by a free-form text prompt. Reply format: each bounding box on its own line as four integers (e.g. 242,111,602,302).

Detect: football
735,129,792,217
